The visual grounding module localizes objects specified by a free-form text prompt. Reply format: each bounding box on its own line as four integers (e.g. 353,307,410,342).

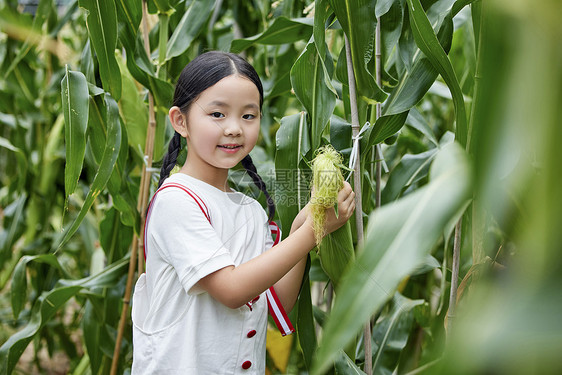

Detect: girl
131,51,355,374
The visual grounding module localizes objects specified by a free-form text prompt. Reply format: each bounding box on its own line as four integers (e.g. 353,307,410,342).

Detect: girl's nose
223,119,242,136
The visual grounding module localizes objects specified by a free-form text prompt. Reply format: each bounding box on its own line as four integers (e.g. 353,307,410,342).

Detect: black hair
158,51,275,221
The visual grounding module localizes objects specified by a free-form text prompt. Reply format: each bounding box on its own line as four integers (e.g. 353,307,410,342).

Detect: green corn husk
318,221,355,287
310,145,355,287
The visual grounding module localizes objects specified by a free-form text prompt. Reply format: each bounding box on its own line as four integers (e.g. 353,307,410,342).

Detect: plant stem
374,14,382,211
469,1,485,264
111,1,159,373
447,218,462,336
157,12,169,80
344,34,371,375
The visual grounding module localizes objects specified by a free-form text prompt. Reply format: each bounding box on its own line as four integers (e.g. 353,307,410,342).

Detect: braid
241,155,275,221
158,132,182,187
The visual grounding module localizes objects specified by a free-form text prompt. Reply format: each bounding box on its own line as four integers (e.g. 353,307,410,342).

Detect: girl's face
183,75,261,175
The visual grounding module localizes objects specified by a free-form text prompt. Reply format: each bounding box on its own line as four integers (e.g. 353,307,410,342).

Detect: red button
247,330,256,338
242,361,252,369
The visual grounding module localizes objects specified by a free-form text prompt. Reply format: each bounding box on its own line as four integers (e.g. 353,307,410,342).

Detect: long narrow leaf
406,0,467,146
362,10,455,150
62,67,89,198
311,142,472,374
328,0,387,104
54,95,122,252
115,0,142,53
275,112,311,233
166,0,216,61
11,254,68,320
0,257,128,375
231,17,313,53
290,40,336,151
297,258,317,371
79,0,121,100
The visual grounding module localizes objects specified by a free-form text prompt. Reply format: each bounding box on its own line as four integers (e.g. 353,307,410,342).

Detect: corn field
1,0,561,374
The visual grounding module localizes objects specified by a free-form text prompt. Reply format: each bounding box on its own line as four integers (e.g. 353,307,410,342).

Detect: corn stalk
110,1,160,373
344,34,371,375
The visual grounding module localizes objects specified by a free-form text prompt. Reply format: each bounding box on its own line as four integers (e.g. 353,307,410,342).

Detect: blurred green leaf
372,293,424,373
11,254,67,320
312,142,472,374
79,0,122,100
405,107,438,146
334,349,367,374
0,257,128,375
382,148,437,203
61,66,89,198
4,0,51,78
0,136,27,191
231,17,314,53
116,53,148,157
166,0,216,61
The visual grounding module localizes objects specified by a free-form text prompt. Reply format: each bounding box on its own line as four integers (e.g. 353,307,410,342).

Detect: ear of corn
318,221,355,287
310,145,344,244
310,145,355,288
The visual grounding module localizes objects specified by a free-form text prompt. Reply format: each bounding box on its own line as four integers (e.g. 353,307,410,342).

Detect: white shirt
132,173,274,374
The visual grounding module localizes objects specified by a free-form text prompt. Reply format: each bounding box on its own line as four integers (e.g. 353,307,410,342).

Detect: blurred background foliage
0,0,560,374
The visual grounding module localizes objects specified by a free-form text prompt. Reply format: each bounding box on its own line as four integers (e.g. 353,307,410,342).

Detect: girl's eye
210,112,224,118
243,114,257,120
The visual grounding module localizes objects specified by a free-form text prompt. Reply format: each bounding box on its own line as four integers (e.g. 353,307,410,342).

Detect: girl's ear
169,106,188,137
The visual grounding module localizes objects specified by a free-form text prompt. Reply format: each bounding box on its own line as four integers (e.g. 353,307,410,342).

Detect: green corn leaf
361,8,455,151
275,113,311,234
406,107,439,146
311,142,472,375
152,0,172,13
317,221,355,288
166,0,216,61
61,66,89,198
3,0,51,79
290,39,336,151
116,51,148,158
124,38,174,108
296,257,317,371
328,0,387,104
334,350,367,374
371,293,425,372
11,254,67,320
79,0,122,100
54,95,122,252
0,257,128,375
231,17,314,53
115,0,142,53
406,0,468,147
0,136,27,191
0,285,83,375
382,148,438,204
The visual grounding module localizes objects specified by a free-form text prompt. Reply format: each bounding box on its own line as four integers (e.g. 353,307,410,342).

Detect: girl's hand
304,181,356,237
324,181,355,234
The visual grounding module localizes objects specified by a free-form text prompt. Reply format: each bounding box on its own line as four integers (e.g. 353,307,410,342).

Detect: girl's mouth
218,144,242,153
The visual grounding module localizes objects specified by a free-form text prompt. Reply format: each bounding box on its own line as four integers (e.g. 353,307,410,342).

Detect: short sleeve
265,224,274,250
147,188,234,295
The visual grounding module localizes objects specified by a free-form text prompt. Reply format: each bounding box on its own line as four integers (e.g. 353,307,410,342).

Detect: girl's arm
271,204,309,313
196,182,355,309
